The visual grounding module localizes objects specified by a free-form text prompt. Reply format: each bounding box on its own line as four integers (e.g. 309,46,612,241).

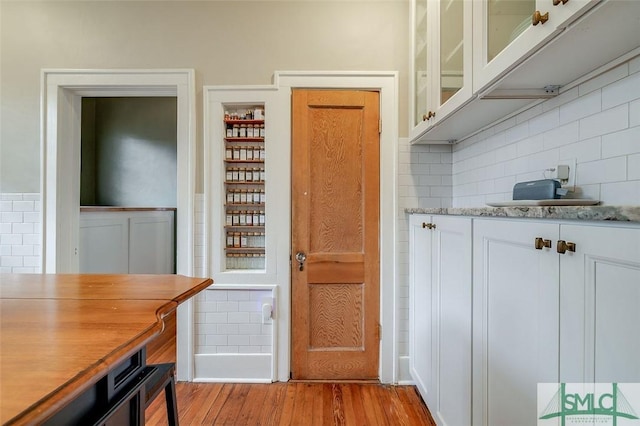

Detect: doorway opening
78,97,178,274
41,69,197,380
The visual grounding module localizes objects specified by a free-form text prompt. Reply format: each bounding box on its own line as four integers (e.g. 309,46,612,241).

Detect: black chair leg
164,377,179,426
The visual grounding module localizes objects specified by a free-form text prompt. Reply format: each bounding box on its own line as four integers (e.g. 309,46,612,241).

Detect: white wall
0,0,409,193
452,56,640,207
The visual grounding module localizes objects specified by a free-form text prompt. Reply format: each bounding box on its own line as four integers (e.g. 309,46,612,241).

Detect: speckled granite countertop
405,206,640,223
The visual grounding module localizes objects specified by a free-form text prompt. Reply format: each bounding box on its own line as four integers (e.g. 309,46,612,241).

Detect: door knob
532,10,549,25
534,237,552,250
295,251,307,271
556,240,576,254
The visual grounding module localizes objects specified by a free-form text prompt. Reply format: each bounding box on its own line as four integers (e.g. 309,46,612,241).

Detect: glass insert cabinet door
473,0,598,92
439,0,465,106
487,0,536,63
413,0,428,128
412,0,471,134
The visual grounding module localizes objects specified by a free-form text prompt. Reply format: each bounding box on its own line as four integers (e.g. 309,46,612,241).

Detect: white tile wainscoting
396,138,454,382
0,193,42,273
193,286,276,382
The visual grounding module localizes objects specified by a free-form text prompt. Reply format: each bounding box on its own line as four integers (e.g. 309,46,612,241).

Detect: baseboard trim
194,353,272,383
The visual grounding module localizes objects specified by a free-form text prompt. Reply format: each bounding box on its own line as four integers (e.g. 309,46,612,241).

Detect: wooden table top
0,274,212,425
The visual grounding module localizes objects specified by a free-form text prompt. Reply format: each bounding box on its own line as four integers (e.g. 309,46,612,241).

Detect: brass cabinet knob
534,237,552,250
532,10,549,25
553,0,569,5
557,240,576,254
422,222,436,230
423,111,436,121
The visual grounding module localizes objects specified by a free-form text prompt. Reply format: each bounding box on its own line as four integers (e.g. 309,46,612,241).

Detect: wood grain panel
307,261,364,284
308,107,363,254
309,283,363,350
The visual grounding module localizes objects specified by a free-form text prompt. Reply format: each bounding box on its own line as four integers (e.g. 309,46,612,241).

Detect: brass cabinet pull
534,237,552,250
423,111,436,121
553,0,569,5
532,10,549,25
557,240,576,254
422,222,436,230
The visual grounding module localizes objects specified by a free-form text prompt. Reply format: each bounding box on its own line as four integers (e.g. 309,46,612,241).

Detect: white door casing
40,68,196,380
204,71,398,383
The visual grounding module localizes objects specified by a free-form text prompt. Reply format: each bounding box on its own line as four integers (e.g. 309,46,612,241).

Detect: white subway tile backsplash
577,157,627,185
543,87,579,113
216,301,239,312
228,335,250,346
195,287,273,356
579,62,628,96
579,104,628,140
600,181,640,205
530,108,560,134
227,312,250,324
558,137,602,163
628,153,640,181
450,57,639,207
1,212,23,223
630,56,640,75
12,223,34,234
1,256,23,267
11,245,33,256
11,201,34,212
23,256,40,267
542,122,579,150
601,126,640,159
560,90,601,124
631,99,640,128
602,71,640,110
1,234,22,245
516,134,545,157
505,122,529,142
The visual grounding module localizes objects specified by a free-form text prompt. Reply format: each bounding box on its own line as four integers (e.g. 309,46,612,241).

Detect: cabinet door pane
414,0,428,126
487,0,536,62
440,0,465,105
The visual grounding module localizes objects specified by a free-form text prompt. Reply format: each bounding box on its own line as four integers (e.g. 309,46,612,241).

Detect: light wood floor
145,381,435,426
145,314,434,425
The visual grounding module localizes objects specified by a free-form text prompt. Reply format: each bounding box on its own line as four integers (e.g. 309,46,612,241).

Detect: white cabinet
410,0,473,142
409,0,640,144
409,214,472,425
559,224,640,384
79,210,175,274
472,218,640,426
472,0,598,92
409,214,640,425
472,219,560,426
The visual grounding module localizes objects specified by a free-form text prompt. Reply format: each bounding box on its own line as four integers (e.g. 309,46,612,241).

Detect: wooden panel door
291,89,380,380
